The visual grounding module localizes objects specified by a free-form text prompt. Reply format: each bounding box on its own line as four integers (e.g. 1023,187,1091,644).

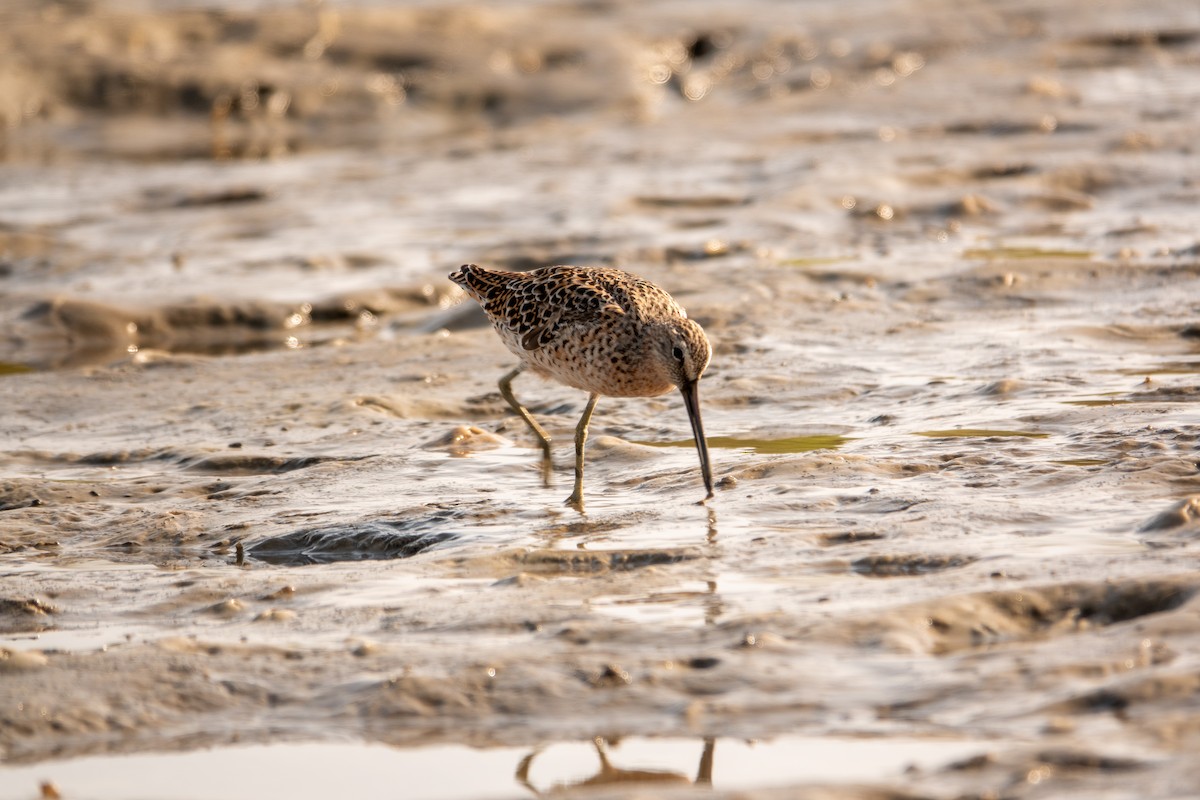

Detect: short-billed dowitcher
449,263,713,510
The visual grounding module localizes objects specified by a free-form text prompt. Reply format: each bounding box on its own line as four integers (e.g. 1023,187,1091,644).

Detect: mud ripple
1139,495,1200,536
184,454,370,475
1052,672,1200,715
0,598,56,634
0,479,48,511
849,578,1195,654
512,548,701,575
249,518,456,565
849,554,976,577
6,288,447,369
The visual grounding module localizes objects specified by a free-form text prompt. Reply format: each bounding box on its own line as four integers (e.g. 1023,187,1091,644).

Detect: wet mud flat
2,0,1200,797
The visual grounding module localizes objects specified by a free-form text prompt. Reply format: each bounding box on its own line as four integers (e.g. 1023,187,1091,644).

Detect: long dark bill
680,379,714,500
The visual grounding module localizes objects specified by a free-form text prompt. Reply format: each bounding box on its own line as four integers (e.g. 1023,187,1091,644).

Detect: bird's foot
564,491,585,512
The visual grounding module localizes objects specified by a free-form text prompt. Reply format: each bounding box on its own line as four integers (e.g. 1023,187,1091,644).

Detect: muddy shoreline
3,0,1200,797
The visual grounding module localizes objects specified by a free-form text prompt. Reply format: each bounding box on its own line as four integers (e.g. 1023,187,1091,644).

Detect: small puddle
0,735,999,800
1,625,154,654
0,362,35,375
961,246,1093,260
1062,398,1134,407
589,580,720,625
913,429,1049,439
778,256,853,268
640,435,851,454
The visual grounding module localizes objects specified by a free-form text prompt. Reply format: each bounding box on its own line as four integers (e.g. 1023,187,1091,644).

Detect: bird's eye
672,346,685,361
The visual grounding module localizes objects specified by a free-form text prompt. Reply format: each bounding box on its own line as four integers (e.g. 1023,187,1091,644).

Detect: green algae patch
779,256,853,268
1063,399,1134,407
914,429,1049,439
640,434,851,454
0,362,34,376
962,246,1093,260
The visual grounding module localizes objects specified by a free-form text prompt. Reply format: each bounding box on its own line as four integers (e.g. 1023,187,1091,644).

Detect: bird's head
656,317,712,389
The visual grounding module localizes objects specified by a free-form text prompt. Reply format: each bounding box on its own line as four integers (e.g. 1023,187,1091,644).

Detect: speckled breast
496,320,673,398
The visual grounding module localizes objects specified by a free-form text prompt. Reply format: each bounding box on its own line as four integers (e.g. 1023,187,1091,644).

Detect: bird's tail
448,263,517,303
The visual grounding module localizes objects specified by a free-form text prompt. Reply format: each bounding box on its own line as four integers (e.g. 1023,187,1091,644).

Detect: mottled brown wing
516,269,626,351
520,308,562,350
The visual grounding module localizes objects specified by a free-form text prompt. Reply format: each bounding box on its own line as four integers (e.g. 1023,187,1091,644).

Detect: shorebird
449,263,713,510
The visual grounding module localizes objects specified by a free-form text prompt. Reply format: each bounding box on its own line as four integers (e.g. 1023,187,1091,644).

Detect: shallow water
0,735,1012,799
2,0,1200,797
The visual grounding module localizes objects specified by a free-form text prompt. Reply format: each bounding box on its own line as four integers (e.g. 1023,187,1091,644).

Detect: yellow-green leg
498,365,553,487
565,392,600,510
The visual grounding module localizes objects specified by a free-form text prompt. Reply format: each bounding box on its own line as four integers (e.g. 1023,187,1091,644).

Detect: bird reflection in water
516,737,715,796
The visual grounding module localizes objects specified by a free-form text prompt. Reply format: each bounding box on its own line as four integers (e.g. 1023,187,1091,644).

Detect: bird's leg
565,392,600,511
498,365,553,487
